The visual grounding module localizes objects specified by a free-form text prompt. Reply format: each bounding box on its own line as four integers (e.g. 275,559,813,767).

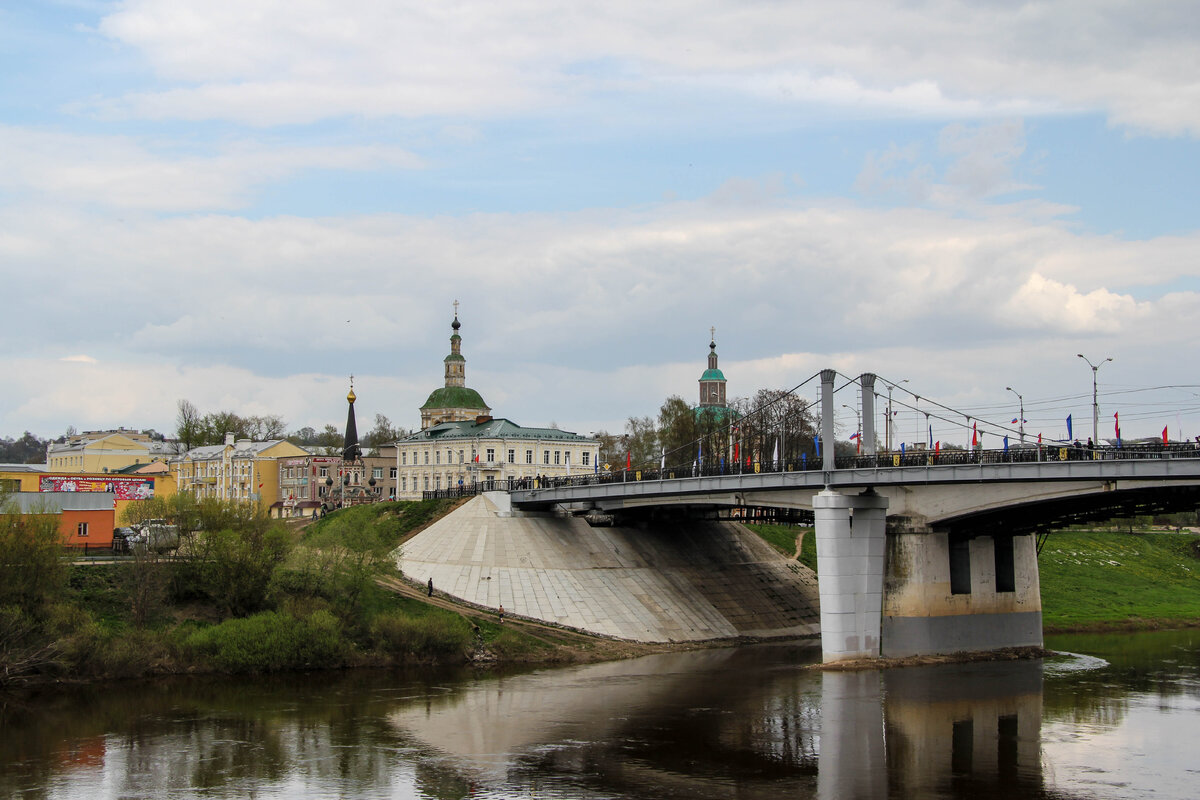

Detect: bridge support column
881,523,1043,657
814,488,889,662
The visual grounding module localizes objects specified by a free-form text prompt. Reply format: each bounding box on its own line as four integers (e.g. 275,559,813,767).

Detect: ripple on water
1043,650,1110,675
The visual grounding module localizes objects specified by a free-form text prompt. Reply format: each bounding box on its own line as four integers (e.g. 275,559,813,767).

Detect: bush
185,610,346,673
370,613,472,661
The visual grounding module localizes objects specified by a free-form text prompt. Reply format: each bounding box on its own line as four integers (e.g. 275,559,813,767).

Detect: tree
201,410,250,444
245,415,287,441
0,503,66,612
592,430,623,469
361,414,405,451
288,426,319,446
658,396,699,469
176,399,202,452
624,416,658,470
0,431,50,465
316,425,342,455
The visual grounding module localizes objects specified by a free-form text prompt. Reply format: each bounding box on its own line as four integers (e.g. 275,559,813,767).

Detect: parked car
111,527,136,553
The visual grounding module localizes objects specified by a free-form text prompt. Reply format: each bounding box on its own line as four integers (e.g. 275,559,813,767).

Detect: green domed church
419,309,492,429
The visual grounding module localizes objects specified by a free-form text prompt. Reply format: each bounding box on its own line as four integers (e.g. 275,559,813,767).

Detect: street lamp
842,404,862,453
1077,354,1113,443
1005,386,1025,445
884,380,908,452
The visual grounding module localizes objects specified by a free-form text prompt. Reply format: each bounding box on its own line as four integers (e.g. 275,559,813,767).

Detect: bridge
505,370,1200,663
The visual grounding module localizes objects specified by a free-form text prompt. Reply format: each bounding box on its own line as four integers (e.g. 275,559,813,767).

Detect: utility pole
1077,354,1113,443
1005,386,1025,445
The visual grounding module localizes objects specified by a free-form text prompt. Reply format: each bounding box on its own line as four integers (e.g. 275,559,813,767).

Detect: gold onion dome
347,388,356,403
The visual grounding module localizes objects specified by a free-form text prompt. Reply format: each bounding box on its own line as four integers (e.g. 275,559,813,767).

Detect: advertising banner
39,475,155,500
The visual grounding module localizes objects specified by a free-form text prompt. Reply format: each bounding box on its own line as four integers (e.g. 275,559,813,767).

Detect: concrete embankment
396,494,820,643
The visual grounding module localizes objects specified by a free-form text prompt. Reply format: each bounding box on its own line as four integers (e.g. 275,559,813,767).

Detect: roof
1,463,45,473
420,386,489,411
700,368,726,382
3,492,116,513
173,439,308,462
398,418,595,444
693,405,739,424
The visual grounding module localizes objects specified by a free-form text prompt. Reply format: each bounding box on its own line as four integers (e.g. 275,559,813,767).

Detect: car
111,527,136,553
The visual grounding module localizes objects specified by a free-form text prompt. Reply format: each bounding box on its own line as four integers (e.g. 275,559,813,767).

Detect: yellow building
45,430,181,474
171,434,308,513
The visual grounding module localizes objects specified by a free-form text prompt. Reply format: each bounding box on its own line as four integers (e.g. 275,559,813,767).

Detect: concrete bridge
505,370,1200,663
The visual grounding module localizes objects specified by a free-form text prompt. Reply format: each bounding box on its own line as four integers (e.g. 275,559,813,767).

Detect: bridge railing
500,441,1200,494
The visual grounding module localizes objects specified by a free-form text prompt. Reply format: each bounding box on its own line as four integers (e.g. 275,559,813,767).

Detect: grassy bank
1038,530,1200,630
746,521,1200,632
1,496,596,686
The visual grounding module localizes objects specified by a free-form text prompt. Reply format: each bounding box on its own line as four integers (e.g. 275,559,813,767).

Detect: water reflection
2,632,1198,799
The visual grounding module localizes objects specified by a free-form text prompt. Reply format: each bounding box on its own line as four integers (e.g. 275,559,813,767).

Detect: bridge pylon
813,487,888,662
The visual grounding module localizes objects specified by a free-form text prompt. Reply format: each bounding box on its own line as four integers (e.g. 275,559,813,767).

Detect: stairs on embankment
395,494,820,643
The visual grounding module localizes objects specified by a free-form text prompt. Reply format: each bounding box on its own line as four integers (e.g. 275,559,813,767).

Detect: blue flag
1067,414,1073,440
815,435,821,457
1003,436,1009,452
928,425,933,448
900,442,906,455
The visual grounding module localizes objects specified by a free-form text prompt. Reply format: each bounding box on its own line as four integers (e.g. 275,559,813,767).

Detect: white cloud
89,0,1200,135
3,190,1198,440
0,125,422,211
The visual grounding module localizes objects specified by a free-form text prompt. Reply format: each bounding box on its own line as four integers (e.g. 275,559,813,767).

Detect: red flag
1163,426,1169,444
1114,411,1120,436
934,441,940,455
972,423,977,447
1038,432,1043,445
626,451,631,470
734,442,739,463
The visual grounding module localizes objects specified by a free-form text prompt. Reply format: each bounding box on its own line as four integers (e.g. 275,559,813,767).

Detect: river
2,629,1198,799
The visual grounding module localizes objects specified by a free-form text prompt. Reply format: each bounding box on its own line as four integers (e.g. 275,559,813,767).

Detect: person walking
427,577,434,597
498,604,505,623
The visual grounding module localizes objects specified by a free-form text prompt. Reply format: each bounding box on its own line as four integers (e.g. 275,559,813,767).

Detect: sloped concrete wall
396,494,820,643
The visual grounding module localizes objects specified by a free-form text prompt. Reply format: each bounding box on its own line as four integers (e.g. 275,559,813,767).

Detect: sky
3,0,1199,449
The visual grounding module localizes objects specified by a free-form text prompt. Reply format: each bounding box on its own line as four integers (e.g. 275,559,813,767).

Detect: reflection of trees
1042,629,1200,727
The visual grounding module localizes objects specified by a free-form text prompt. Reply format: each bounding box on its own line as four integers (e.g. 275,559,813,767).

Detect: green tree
0,504,66,612
175,399,202,452
658,395,699,469
624,415,659,470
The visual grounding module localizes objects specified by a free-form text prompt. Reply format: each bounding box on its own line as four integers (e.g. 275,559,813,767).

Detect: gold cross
710,326,716,341
453,299,459,317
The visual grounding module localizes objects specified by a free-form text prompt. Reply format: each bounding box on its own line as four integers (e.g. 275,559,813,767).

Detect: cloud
0,125,422,211
59,354,98,364
89,0,1200,135
3,187,1198,439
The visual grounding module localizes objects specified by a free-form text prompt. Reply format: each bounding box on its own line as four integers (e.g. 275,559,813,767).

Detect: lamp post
884,379,908,452
1005,386,1025,444
842,403,862,453
1077,354,1113,443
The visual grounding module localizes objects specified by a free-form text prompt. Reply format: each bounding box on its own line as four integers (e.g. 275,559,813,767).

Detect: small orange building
3,492,117,547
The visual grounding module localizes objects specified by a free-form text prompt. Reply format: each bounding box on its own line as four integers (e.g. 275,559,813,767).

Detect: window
564,452,571,464
507,449,515,463
435,475,441,489
435,451,440,465
373,468,383,479
389,467,397,479
447,449,453,464
459,450,464,463
402,477,407,491
423,476,429,490
319,467,328,478
554,451,561,465
544,450,550,465
76,522,89,537
424,451,430,465
486,448,495,462
402,452,408,466
582,452,590,466
526,450,533,464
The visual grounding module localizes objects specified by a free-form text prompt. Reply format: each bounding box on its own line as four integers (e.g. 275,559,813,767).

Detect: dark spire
342,378,361,462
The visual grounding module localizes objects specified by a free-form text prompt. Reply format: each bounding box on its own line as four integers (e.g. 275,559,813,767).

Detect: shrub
370,613,472,661
185,610,346,673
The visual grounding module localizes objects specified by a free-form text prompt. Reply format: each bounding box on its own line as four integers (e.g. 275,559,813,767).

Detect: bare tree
176,399,202,452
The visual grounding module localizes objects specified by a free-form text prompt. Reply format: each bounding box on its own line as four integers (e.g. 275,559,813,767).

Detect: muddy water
2,629,1197,799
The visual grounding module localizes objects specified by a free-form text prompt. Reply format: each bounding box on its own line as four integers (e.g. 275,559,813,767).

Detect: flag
626,451,631,470
801,452,807,469
772,438,779,468
594,456,598,474
660,449,665,471
928,425,933,448
934,441,940,455
849,432,861,439
734,442,740,464
900,442,906,455
972,422,978,447
1114,411,1120,437
1038,432,1043,445
1012,418,1019,424
1163,425,1169,444
814,436,821,457
1066,414,1073,440
1003,436,1009,452
697,441,703,469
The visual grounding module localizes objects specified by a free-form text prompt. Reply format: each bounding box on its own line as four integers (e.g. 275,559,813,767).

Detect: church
392,306,599,498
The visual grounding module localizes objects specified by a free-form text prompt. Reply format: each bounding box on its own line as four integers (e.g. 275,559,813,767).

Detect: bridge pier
814,488,889,662
880,524,1043,657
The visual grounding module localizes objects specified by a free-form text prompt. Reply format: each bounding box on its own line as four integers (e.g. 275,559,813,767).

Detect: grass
745,523,818,572
301,499,460,551
1038,530,1200,629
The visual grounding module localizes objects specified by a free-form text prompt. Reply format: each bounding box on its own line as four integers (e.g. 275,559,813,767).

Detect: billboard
39,475,155,500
